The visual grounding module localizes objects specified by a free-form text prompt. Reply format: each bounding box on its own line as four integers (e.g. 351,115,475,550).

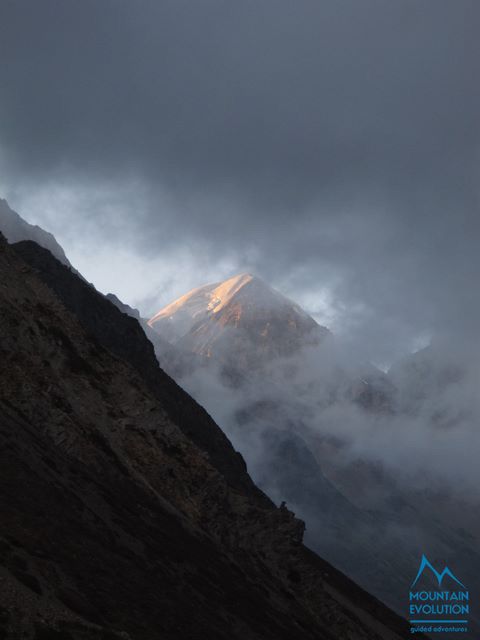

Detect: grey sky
0,0,479,364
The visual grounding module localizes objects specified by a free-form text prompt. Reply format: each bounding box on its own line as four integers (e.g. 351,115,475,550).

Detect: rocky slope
0,234,414,639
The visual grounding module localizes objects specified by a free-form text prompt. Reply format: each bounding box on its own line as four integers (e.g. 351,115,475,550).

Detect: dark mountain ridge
12,239,255,495
0,234,416,638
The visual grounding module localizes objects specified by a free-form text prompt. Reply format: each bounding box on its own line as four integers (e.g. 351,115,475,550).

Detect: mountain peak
206,272,257,312
204,272,288,315
148,272,310,334
227,271,255,281
148,273,330,369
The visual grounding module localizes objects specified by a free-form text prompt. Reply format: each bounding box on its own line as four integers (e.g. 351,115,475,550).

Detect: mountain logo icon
411,554,465,589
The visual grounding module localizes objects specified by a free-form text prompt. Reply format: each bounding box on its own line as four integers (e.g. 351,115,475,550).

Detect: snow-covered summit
150,273,308,329
148,273,329,369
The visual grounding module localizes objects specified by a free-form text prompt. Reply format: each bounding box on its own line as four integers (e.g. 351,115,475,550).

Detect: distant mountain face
0,198,71,266
148,273,330,372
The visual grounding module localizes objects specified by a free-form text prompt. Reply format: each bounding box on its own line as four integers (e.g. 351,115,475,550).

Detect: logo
411,555,466,589
409,555,469,635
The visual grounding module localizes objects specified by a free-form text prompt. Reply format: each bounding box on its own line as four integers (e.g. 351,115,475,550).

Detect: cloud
0,0,479,362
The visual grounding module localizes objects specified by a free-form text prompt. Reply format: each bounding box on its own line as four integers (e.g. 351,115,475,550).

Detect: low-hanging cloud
170,333,480,611
1,0,479,363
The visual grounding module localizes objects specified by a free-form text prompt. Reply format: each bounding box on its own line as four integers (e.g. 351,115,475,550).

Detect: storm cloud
1,0,479,363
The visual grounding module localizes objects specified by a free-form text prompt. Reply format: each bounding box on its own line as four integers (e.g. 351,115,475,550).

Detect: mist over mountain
1,2,478,635
148,272,480,628
0,0,480,640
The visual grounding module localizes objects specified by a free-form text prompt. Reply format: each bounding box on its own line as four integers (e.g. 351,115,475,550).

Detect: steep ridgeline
12,240,253,494
0,198,71,267
105,292,141,320
105,292,187,379
0,234,415,639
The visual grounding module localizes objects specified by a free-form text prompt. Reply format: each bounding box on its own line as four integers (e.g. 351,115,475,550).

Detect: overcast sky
1,0,479,365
